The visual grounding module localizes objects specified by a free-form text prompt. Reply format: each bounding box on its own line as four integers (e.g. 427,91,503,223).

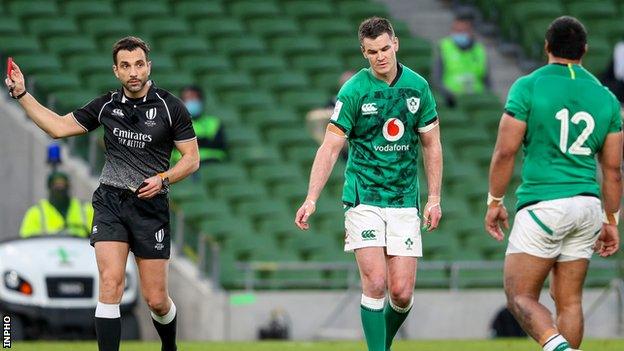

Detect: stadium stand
2,0,618,290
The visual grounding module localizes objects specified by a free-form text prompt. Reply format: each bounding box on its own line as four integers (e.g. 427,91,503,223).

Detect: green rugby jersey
505,63,622,210
330,64,438,208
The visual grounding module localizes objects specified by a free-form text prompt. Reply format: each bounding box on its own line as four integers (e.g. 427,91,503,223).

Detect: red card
6,57,13,78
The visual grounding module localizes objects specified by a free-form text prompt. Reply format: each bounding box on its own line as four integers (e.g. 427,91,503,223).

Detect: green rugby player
295,17,443,351
485,16,622,351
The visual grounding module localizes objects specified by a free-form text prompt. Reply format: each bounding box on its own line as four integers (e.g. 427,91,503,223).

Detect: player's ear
147,60,152,76
544,39,550,55
394,36,399,52
112,64,119,79
361,44,367,59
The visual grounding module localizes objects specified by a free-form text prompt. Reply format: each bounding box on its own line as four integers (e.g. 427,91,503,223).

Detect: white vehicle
0,235,140,340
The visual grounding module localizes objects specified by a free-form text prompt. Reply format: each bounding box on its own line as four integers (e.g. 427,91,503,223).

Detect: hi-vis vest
439,37,487,95
171,115,226,163
19,199,94,238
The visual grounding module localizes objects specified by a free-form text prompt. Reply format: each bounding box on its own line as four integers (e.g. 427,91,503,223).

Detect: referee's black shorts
90,184,171,259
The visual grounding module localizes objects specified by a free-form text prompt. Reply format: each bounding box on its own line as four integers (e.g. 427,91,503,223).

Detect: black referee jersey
72,82,196,191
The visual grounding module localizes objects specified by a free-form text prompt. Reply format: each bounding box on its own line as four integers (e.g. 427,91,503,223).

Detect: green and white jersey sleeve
330,75,361,137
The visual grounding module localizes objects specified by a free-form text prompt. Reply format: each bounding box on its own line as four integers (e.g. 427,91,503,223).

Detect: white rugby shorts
344,204,422,257
506,196,602,262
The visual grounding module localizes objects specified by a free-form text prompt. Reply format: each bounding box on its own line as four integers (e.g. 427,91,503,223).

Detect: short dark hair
545,16,587,60
454,8,475,22
180,85,204,100
112,36,150,64
358,17,394,44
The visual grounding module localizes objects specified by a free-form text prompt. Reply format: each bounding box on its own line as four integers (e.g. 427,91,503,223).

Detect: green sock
360,296,386,351
383,299,412,351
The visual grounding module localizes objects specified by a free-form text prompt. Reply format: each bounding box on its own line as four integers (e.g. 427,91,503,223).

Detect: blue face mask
185,100,203,118
451,33,472,48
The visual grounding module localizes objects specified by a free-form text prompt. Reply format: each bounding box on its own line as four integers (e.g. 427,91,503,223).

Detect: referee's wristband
486,193,504,207
603,209,620,226
10,89,27,100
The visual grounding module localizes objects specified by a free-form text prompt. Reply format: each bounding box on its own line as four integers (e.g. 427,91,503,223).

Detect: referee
5,37,199,351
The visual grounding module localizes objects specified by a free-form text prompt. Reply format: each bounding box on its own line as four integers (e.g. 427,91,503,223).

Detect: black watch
158,173,169,187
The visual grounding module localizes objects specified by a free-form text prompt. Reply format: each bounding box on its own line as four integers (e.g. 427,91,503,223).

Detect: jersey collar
116,80,157,104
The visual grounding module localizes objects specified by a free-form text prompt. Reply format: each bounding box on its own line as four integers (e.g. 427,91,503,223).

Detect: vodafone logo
382,118,405,142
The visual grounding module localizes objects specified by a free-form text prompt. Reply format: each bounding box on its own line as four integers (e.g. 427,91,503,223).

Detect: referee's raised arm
5,61,87,139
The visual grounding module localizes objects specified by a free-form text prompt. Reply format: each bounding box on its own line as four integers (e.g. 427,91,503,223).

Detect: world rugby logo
382,118,405,142
146,107,157,120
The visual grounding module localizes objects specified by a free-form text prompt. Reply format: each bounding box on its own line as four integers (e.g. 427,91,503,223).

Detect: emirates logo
382,118,405,142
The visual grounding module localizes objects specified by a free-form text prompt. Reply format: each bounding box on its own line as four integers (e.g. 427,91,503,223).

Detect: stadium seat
256,71,311,93
0,18,22,36
81,17,135,43
149,72,195,93
173,0,225,20
278,89,331,111
85,72,119,94
219,90,276,110
44,36,98,58
199,164,248,189
270,35,323,56
52,90,100,115
63,0,115,18
13,54,62,75
248,18,300,38
229,145,281,168
8,0,59,20
213,182,269,208
248,163,302,188
228,0,281,21
147,54,177,71
282,1,334,20
0,36,42,55
302,18,353,37
337,1,390,22
66,54,113,76
290,54,344,74
234,54,288,74
136,18,191,38
567,1,618,21
193,18,247,38
26,18,79,39
154,36,210,59
118,1,170,20
200,71,254,92
242,108,300,129
178,54,230,75
33,73,82,97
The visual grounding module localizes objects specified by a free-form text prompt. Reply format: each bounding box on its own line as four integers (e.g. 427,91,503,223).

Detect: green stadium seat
327,37,361,57
137,18,191,38
66,54,112,76
199,163,247,189
13,54,62,75
256,71,311,93
8,0,59,20
26,18,79,39
118,1,170,20
33,73,82,96
278,89,331,111
337,1,390,22
247,18,300,38
270,35,323,56
567,1,618,21
213,182,269,208
44,36,98,57
303,18,352,37
583,37,612,74
150,72,195,93
85,72,119,94
591,18,624,46
242,108,300,129
233,198,290,224
51,90,100,115
154,36,210,58
199,217,255,244
392,20,412,38
264,125,318,149
234,54,288,74
400,37,433,58
0,18,22,36
193,18,246,38
0,36,42,55
229,145,281,168
63,0,114,18
284,144,318,168
82,17,135,42
147,54,177,71
456,93,502,113
310,71,344,93
258,215,300,244
284,229,334,260
214,36,266,57
179,54,230,75
249,163,302,188
220,90,276,110
270,182,308,208
200,71,254,92
179,198,231,223
174,0,225,20
291,54,344,74
220,126,263,148
282,1,334,20
229,1,281,21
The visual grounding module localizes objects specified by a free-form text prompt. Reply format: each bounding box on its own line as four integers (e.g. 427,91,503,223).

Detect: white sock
151,298,177,325
361,294,385,311
543,334,570,351
95,302,120,319
389,295,414,313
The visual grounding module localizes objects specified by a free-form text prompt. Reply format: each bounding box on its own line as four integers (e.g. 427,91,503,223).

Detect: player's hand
594,224,619,257
423,196,441,231
485,204,509,241
4,61,26,98
137,175,162,199
294,199,316,230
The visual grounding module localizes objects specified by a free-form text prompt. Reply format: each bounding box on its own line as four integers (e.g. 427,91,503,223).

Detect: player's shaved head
359,17,395,44
545,16,587,60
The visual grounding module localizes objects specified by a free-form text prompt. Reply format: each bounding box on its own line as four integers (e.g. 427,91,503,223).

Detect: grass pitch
16,339,624,351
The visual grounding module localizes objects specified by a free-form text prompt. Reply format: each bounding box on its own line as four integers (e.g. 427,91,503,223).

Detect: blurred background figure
433,9,491,107
173,85,227,166
601,41,624,104
305,70,355,161
19,171,93,238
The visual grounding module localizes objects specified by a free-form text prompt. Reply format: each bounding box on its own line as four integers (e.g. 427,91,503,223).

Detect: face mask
185,100,203,118
49,187,70,205
451,33,472,48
